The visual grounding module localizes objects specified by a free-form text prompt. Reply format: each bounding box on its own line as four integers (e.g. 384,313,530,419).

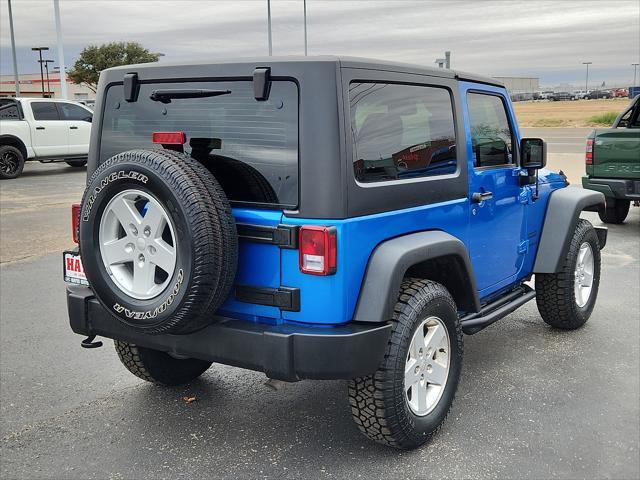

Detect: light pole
303,0,308,56
582,62,592,94
633,63,639,87
41,60,54,97
267,0,273,56
32,47,50,98
8,0,20,96
54,0,68,99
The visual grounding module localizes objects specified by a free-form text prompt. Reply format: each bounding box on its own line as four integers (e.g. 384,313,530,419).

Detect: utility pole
303,0,308,56
582,62,592,93
32,47,49,98
267,0,273,56
633,63,639,86
42,60,54,97
54,0,68,99
8,0,20,96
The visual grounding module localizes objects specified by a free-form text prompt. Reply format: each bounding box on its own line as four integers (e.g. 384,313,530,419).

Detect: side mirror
520,138,546,169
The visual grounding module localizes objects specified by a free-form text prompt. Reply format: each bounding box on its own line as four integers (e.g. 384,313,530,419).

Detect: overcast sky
1,0,639,87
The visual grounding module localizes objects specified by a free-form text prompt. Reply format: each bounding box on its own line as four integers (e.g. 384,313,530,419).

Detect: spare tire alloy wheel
79,149,238,335
99,189,177,300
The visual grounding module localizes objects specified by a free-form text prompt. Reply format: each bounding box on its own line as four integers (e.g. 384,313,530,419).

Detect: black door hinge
236,224,299,249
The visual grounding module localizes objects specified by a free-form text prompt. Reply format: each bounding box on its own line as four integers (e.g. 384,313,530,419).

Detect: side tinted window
350,83,457,183
31,102,60,121
58,103,92,122
467,93,513,168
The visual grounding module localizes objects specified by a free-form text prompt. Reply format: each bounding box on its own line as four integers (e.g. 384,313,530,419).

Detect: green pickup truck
583,95,640,224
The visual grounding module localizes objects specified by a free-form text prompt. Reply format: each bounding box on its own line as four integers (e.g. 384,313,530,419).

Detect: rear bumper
67,286,391,382
582,176,640,200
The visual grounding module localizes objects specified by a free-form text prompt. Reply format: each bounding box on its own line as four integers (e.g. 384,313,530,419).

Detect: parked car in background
550,91,575,101
573,90,591,100
586,90,613,100
612,88,629,98
0,98,92,179
583,95,640,223
540,91,555,100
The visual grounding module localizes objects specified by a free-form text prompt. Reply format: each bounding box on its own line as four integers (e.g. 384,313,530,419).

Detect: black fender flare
0,134,28,159
353,230,481,323
533,187,605,273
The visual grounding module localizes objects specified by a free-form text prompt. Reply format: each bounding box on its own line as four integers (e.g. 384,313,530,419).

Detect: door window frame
466,90,519,170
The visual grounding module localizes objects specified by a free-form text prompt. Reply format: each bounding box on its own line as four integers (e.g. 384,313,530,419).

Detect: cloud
1,0,639,86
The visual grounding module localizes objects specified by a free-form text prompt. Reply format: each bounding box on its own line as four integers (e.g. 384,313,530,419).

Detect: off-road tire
115,340,211,385
79,149,237,334
0,145,25,179
66,160,87,168
535,219,601,329
348,279,463,450
598,199,630,224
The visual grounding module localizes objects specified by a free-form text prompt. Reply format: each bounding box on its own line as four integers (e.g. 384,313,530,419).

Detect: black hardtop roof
102,55,504,87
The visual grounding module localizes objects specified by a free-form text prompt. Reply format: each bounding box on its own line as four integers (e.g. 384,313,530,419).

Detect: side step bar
460,285,536,335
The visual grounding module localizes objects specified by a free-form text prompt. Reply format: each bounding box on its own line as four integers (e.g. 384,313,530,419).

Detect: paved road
522,128,592,155
1,157,639,479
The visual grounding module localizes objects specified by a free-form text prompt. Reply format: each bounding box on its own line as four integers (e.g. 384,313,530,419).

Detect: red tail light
152,131,186,145
72,203,81,243
299,226,337,275
586,138,594,165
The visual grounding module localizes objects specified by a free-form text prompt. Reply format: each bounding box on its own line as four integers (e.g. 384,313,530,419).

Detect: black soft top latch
253,67,271,101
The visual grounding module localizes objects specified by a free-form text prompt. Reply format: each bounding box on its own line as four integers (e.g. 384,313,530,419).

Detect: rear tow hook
81,335,103,349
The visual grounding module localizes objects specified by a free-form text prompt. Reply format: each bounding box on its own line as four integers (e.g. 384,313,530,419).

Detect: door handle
472,191,493,203
36,126,45,130
69,126,78,130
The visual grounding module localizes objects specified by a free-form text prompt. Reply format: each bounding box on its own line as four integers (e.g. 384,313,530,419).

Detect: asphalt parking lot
1,160,639,479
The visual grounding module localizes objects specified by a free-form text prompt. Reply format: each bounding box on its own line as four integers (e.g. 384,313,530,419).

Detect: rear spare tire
79,149,237,334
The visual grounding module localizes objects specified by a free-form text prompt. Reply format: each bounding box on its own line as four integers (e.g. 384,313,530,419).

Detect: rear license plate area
63,251,89,286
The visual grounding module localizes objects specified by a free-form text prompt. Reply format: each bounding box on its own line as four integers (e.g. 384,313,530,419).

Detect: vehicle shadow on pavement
17,165,85,179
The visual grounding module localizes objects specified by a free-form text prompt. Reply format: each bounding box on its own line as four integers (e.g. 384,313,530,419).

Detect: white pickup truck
0,97,93,179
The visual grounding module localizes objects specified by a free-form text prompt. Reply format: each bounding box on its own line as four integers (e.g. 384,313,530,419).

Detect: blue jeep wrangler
65,57,607,449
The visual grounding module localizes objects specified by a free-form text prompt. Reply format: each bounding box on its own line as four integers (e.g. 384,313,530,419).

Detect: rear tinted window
350,82,457,183
101,80,298,207
31,102,60,120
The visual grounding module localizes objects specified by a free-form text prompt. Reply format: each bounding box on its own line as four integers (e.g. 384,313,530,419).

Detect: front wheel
115,341,212,386
348,279,463,449
535,219,601,329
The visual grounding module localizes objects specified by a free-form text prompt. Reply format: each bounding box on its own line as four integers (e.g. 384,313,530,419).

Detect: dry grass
513,98,629,127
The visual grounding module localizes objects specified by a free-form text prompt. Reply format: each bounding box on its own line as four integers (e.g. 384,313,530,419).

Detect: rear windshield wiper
149,89,231,103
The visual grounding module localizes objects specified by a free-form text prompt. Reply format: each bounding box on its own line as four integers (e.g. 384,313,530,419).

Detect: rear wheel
115,341,211,385
598,199,630,224
348,279,463,450
0,145,25,179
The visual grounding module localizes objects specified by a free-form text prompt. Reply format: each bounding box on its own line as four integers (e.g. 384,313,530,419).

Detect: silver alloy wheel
405,316,451,416
98,189,177,300
574,241,594,308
